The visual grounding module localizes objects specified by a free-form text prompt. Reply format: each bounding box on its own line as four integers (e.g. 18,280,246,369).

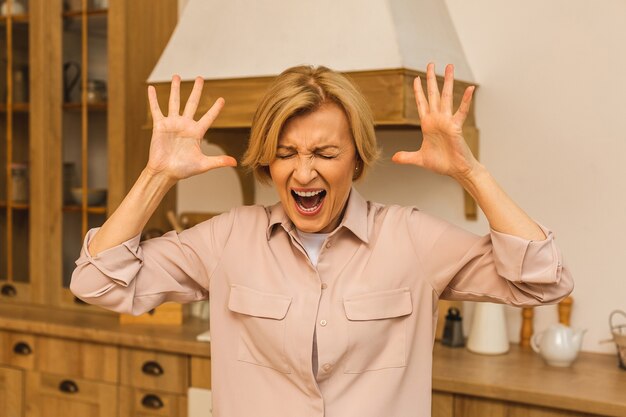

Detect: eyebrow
276,145,340,151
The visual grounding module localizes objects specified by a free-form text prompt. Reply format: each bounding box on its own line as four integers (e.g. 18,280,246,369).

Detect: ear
352,158,364,180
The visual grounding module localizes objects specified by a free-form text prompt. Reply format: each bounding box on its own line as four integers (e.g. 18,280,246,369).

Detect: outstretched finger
197,97,225,133
426,63,440,111
148,85,164,123
413,77,429,119
168,74,181,116
453,86,475,127
441,64,455,115
183,77,204,119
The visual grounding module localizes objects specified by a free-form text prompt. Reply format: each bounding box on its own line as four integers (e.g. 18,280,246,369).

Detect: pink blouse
71,189,573,417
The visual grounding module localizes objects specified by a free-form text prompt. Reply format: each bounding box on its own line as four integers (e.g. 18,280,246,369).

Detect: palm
392,63,476,180
146,76,236,181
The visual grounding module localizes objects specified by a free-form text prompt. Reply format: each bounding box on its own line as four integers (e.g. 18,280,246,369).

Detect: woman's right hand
146,75,237,182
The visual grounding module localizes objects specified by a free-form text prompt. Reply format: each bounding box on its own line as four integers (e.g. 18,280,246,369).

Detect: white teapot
531,324,586,367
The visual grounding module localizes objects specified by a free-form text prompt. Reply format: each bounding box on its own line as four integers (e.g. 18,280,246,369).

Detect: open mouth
291,189,327,215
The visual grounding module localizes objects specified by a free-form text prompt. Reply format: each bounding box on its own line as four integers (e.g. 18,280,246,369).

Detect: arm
392,63,544,240
395,63,572,304
410,210,572,306
71,76,236,314
88,75,236,256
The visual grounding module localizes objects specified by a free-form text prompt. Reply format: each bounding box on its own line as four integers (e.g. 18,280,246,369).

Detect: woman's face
269,102,357,233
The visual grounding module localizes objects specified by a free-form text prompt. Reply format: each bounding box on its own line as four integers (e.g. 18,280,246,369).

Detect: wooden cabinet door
0,366,23,417
119,386,187,417
432,391,454,417
25,371,117,417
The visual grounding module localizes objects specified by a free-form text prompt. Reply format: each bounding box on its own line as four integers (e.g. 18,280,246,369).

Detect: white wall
176,0,626,353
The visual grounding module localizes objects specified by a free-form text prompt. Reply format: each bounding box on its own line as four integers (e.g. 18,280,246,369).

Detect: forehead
278,102,352,147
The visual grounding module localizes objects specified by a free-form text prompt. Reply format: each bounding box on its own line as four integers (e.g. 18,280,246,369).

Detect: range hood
147,0,479,218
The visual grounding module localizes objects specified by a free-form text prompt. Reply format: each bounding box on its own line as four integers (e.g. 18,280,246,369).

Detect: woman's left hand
392,63,477,181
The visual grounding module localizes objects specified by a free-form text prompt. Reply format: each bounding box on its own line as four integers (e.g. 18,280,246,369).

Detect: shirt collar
266,187,369,243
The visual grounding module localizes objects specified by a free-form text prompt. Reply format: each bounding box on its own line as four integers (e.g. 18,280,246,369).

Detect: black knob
141,361,164,376
13,341,32,355
59,380,79,394
141,394,164,409
1,284,17,297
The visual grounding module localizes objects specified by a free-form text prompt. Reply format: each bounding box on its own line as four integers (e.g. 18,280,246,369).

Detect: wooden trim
30,0,63,305
81,0,89,236
5,0,14,282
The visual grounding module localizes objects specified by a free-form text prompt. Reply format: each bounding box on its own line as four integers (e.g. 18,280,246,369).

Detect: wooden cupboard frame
1,0,178,311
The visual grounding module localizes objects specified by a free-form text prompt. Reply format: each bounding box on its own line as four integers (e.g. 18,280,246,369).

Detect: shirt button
322,363,332,372
320,319,327,326
325,241,332,248
321,283,328,290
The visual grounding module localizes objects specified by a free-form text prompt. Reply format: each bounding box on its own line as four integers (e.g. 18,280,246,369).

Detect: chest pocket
343,287,413,373
228,285,292,373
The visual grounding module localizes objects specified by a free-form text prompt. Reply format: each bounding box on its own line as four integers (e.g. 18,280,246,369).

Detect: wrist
453,162,490,195
141,167,177,190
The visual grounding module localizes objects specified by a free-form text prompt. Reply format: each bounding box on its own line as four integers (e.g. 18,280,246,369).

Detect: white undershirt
296,230,329,267
296,229,329,378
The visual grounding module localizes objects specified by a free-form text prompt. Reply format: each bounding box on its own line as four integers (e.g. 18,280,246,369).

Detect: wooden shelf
0,103,30,112
62,205,107,214
62,9,108,18
0,201,29,210
0,14,29,23
63,102,107,111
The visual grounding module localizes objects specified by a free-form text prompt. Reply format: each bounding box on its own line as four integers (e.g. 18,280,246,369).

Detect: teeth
293,190,323,197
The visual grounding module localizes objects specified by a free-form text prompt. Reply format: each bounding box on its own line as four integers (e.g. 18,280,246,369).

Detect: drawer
25,371,118,416
119,387,187,417
120,348,188,394
36,335,119,383
0,329,36,370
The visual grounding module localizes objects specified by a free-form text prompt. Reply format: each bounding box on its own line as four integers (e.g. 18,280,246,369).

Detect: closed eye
275,153,296,159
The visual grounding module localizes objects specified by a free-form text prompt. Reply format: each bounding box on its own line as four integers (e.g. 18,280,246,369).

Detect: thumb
200,155,238,172
392,151,424,167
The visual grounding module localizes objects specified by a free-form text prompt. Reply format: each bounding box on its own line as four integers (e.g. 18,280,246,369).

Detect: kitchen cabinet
0,304,211,417
1,0,32,304
1,0,178,311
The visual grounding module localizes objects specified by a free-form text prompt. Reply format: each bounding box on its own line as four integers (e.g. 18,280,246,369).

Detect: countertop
0,303,210,357
433,343,626,416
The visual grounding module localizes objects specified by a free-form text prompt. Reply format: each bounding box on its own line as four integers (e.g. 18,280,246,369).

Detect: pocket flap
228,285,292,320
344,288,412,321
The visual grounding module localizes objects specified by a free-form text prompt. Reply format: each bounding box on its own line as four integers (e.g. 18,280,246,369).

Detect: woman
71,63,573,417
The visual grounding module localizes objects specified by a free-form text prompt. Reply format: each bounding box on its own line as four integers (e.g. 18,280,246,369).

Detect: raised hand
146,75,237,182
392,63,477,181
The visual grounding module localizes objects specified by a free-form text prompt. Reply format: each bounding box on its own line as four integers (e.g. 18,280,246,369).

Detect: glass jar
10,162,28,203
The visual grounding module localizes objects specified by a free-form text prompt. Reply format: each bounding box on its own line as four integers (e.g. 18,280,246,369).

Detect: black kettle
442,307,465,347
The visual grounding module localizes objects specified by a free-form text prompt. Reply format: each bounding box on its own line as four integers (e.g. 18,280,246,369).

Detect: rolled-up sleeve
70,210,235,315
411,211,573,306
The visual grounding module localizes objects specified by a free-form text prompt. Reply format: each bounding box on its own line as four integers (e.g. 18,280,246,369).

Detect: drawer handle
59,379,79,394
142,361,164,376
1,284,17,297
141,394,164,409
13,341,32,355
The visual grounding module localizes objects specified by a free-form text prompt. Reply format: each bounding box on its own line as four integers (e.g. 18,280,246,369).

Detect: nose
292,154,318,185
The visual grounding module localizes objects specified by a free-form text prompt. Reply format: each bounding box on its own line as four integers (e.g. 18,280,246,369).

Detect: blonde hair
242,65,380,183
